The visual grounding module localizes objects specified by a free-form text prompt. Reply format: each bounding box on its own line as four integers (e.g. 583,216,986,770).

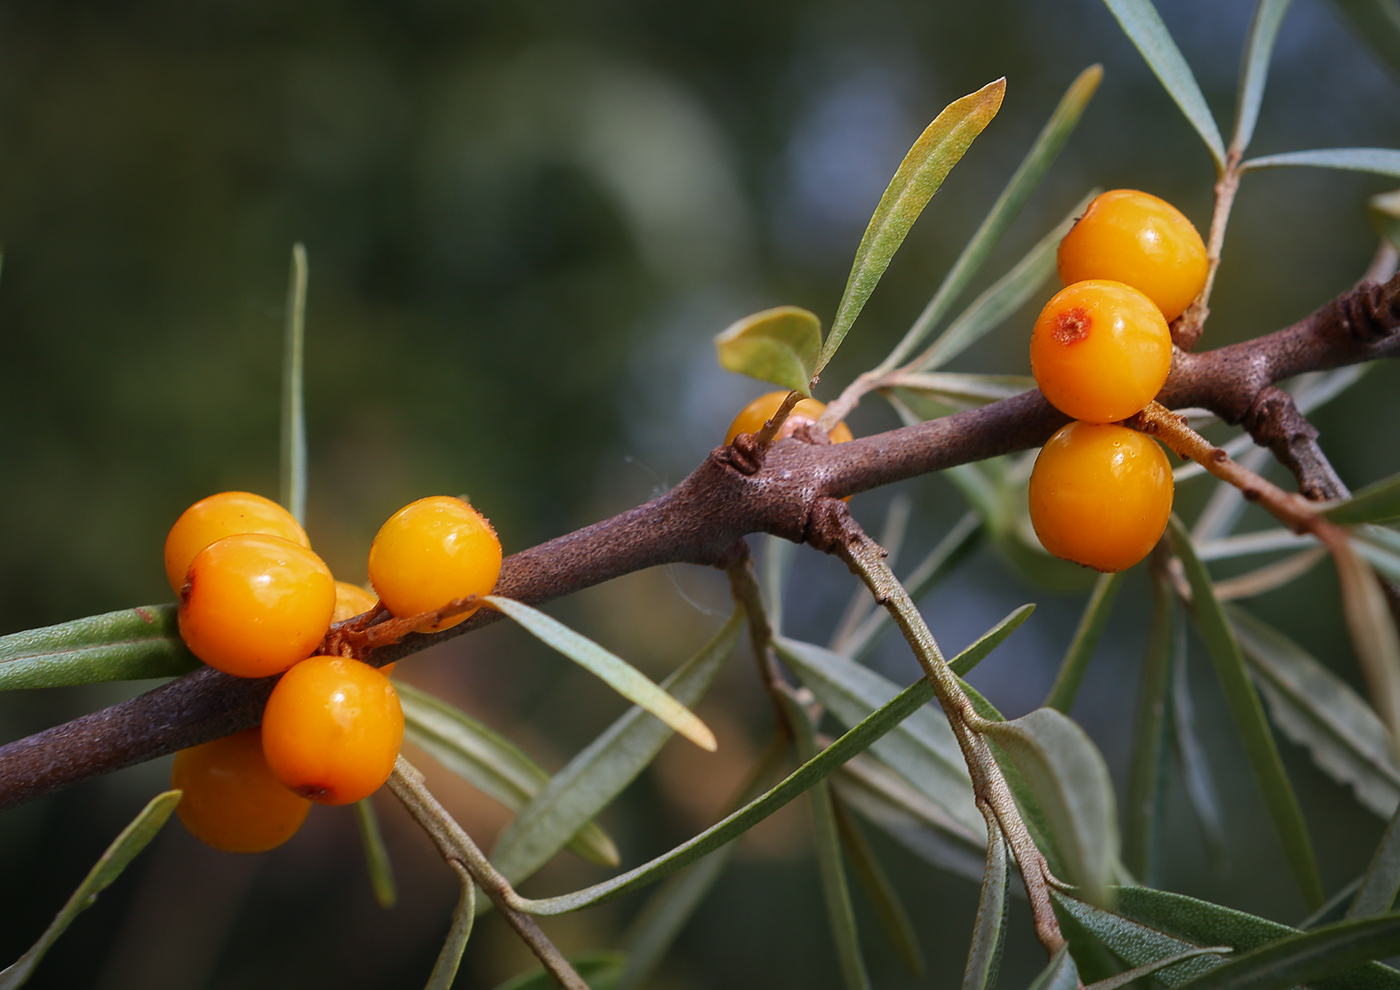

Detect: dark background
1,0,1399,987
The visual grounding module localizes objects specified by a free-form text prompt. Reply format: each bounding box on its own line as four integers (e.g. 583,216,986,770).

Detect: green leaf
962,825,1011,990
484,596,716,752
507,617,1026,916
1351,806,1400,918
615,848,736,990
838,511,984,661
1228,605,1400,818
354,799,397,909
491,611,742,885
832,792,927,976
1167,516,1324,909
398,681,620,867
832,753,988,884
1173,914,1400,990
762,533,798,636
1332,540,1400,753
1029,947,1081,990
426,863,474,990
1172,626,1228,868
1045,572,1125,713
830,495,914,654
910,193,1096,373
1101,0,1226,168
490,951,627,990
1327,471,1400,525
714,306,822,396
817,78,1006,374
885,373,1035,419
1329,0,1400,83
1232,0,1294,154
883,66,1102,369
1243,148,1400,177
280,242,308,525
1195,528,1315,562
981,707,1120,908
1125,572,1176,883
0,790,180,990
781,688,871,990
1371,190,1400,253
0,605,200,690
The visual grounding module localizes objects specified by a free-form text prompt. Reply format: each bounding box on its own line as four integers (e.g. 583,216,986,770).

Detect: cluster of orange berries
168,491,502,852
1028,189,1206,572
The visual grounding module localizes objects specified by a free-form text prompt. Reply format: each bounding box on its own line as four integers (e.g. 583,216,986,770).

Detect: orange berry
261,656,404,806
1030,280,1172,423
332,581,394,676
724,391,854,446
164,491,310,594
171,728,310,852
368,496,502,632
178,534,335,678
1057,189,1207,322
1028,422,1173,573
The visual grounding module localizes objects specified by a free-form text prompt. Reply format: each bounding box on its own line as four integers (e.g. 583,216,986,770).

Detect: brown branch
2,272,1400,810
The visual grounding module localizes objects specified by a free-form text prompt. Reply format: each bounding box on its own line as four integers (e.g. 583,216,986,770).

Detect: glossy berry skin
1028,422,1173,573
1057,189,1207,322
1030,280,1172,423
164,491,310,594
262,656,404,805
368,496,501,632
171,728,310,852
178,534,336,678
333,581,394,676
724,391,854,446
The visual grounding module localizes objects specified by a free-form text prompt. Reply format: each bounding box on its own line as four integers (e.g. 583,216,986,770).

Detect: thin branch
1173,152,1243,351
387,758,589,990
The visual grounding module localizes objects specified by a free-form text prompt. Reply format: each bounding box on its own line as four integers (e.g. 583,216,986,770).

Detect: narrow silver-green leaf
0,605,199,690
829,494,913,654
962,825,1010,990
884,372,1035,419
1172,625,1228,867
1125,572,1175,883
883,66,1102,369
1232,0,1294,154
1101,0,1226,168
714,306,821,396
491,951,626,990
782,687,871,990
1350,806,1400,918
910,193,1095,373
839,511,983,660
491,611,742,885
833,795,927,976
1174,913,1400,990
1045,572,1124,713
1167,516,1324,909
1196,528,1315,562
1331,0,1400,82
1326,471,1400,525
832,754,988,884
426,863,474,990
0,790,181,990
280,242,308,525
1229,605,1400,818
1028,947,1081,990
508,619,1024,916
981,707,1120,907
1243,148,1400,177
354,799,397,909
484,596,716,751
1371,190,1400,252
817,78,1006,374
615,849,735,990
1332,540,1400,750
398,681,620,867
762,533,797,636
1089,949,1238,990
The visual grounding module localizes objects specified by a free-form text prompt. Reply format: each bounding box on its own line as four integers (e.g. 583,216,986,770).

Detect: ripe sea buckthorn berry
333,580,394,676
1029,280,1172,424
1057,189,1207,322
262,656,404,805
1028,421,1173,573
171,728,310,853
368,496,501,632
178,534,336,678
164,491,310,594
724,391,854,446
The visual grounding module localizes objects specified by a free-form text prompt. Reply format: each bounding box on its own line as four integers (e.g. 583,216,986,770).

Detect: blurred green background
1,0,1399,987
